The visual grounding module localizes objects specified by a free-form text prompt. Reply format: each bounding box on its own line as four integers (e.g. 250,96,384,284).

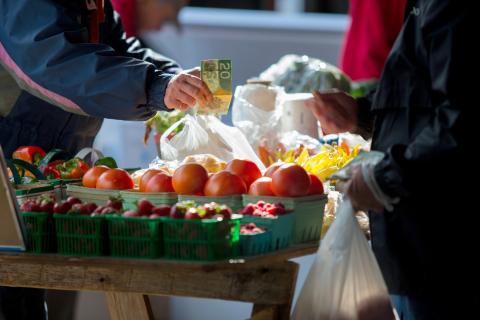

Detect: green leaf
94,157,118,169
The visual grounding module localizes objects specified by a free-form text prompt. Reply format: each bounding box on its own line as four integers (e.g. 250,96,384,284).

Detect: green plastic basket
242,194,327,244
120,190,177,210
239,230,271,256
242,213,294,250
54,214,107,256
178,195,243,212
107,215,163,259
162,215,241,261
66,184,120,205
15,184,55,206
22,212,56,253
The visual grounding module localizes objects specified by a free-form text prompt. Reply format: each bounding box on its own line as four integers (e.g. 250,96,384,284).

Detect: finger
174,90,196,106
188,67,200,78
183,75,213,102
172,99,190,111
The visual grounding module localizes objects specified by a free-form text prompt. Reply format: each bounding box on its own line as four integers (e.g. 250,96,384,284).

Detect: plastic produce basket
239,230,271,256
120,190,177,210
162,215,241,261
15,184,55,206
178,195,243,212
54,214,107,256
107,215,163,259
243,194,327,244
242,213,294,250
22,212,56,253
66,184,120,205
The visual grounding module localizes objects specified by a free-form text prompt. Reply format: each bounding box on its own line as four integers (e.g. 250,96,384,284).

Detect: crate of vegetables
120,169,178,210
53,196,123,256
66,167,135,205
162,202,241,261
239,201,293,250
19,197,57,253
244,163,327,244
239,223,271,256
172,160,260,212
107,199,170,259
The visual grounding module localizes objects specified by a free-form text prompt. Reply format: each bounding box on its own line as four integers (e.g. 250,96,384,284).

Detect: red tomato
271,164,310,197
204,171,247,196
248,177,275,196
96,168,134,190
139,169,165,192
82,166,110,188
144,172,174,193
225,159,262,188
307,174,324,195
172,163,208,195
264,163,283,178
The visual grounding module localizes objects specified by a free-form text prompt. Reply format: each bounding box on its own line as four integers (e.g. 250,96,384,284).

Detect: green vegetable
144,110,185,144
94,157,118,169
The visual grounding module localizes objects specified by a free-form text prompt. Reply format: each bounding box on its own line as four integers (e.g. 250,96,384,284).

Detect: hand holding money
199,59,232,115
164,70,213,111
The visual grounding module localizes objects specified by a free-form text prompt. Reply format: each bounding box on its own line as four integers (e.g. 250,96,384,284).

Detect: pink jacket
340,0,406,81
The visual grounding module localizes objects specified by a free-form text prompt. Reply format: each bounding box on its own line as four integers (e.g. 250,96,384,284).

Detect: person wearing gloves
307,1,476,319
0,0,211,319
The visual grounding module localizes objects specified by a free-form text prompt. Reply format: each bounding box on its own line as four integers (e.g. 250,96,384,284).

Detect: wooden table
0,243,318,320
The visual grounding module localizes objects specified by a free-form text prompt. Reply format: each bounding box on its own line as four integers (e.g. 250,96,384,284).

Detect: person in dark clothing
0,0,212,319
307,1,478,319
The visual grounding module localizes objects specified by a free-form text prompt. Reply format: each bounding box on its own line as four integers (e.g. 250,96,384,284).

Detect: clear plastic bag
160,114,265,170
231,84,284,151
293,199,396,320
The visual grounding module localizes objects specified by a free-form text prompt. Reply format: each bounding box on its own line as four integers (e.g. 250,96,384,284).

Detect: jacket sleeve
0,0,174,120
354,91,375,140
373,1,473,199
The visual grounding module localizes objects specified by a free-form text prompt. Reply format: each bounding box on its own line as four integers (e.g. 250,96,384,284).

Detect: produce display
239,201,288,218
240,223,266,235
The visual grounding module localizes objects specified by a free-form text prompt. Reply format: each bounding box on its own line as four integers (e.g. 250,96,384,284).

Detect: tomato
225,159,262,188
204,171,247,196
139,169,165,192
248,177,275,196
264,162,283,178
96,168,134,190
271,164,310,197
82,166,110,188
144,172,174,193
307,173,324,195
172,163,208,195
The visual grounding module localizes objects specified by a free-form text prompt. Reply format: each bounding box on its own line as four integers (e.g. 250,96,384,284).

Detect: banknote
200,59,232,115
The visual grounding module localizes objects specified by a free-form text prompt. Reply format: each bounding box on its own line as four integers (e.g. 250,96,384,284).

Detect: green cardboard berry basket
239,230,272,256
120,190,177,210
242,194,327,244
54,214,107,256
106,215,163,259
178,195,243,212
22,212,56,253
241,214,294,250
162,215,241,261
66,184,120,205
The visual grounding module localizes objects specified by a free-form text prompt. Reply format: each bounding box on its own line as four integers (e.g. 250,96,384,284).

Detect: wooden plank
252,261,299,320
105,292,153,320
0,253,300,305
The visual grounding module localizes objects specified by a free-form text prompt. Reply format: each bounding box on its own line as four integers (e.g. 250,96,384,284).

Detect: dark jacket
0,0,180,156
358,0,476,295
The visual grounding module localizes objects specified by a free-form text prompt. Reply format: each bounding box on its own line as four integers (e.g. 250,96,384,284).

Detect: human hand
164,70,213,111
336,166,384,212
305,90,358,134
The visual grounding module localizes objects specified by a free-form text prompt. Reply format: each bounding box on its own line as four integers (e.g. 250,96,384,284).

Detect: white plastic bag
293,199,396,320
232,84,283,151
160,114,265,170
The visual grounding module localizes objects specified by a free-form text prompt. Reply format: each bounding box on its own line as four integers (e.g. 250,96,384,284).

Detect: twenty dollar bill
200,59,232,115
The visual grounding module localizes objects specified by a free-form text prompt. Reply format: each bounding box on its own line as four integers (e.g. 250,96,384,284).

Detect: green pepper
56,158,90,179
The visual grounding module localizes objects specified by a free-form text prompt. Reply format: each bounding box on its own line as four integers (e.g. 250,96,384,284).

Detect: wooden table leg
251,261,299,320
105,292,153,320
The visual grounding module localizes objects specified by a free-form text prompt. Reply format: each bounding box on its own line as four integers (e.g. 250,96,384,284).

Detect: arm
374,1,472,199
0,0,173,120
